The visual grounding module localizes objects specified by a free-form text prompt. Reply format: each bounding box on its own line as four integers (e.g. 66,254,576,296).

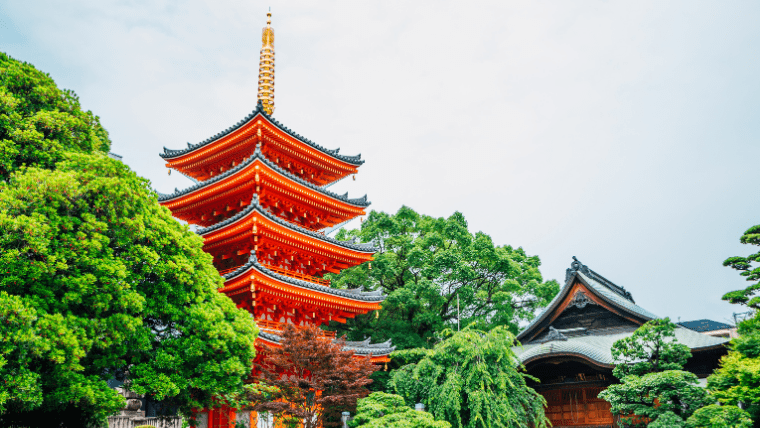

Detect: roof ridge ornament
257,10,275,115
568,290,596,309
566,256,636,303
543,326,568,343
565,256,590,283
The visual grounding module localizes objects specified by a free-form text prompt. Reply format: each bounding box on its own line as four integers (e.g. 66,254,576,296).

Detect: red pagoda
158,11,392,427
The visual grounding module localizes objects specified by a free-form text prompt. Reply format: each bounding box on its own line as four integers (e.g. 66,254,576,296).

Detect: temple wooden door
541,386,613,427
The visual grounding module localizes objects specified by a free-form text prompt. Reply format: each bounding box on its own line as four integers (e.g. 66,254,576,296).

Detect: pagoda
158,11,393,427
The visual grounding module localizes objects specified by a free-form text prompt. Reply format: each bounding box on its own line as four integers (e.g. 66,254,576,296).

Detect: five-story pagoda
157,11,393,427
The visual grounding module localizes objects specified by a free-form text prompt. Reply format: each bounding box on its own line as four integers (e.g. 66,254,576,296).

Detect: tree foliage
600,370,709,427
684,404,753,428
389,326,549,428
722,224,760,309
609,318,692,378
0,155,257,425
328,206,559,351
705,223,760,426
0,52,110,181
349,392,451,428
706,317,760,423
247,324,377,428
599,319,708,427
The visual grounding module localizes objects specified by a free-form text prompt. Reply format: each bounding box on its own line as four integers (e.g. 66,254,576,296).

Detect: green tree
706,223,760,426
685,404,753,428
609,318,692,378
706,318,760,423
0,154,257,426
599,319,709,427
328,207,559,352
722,224,760,309
349,392,451,428
389,326,549,428
0,52,110,181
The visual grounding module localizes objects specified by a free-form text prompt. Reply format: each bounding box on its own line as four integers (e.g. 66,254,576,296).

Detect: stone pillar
116,387,145,418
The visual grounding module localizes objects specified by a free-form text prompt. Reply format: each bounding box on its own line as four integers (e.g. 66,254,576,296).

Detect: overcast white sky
2,0,759,325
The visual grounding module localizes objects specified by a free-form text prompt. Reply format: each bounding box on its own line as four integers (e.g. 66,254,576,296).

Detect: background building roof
678,319,734,333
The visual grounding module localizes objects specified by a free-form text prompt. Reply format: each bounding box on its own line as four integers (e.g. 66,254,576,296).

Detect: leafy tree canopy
328,206,559,351
0,52,110,180
600,370,710,427
390,326,549,428
706,322,760,423
722,224,760,309
685,404,753,428
610,317,691,378
0,154,257,426
600,319,708,427
349,392,451,428
706,223,760,425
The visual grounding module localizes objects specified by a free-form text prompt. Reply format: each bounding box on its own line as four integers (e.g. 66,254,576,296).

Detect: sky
1,0,759,326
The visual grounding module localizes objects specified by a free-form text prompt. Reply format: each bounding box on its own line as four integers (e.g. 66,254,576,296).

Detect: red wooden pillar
209,405,236,428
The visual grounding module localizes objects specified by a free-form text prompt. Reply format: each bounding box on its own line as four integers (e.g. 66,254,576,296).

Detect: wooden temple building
513,258,729,428
157,12,393,427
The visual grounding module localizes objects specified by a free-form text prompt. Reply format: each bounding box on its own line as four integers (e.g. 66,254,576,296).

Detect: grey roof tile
679,319,734,333
513,327,728,366
578,272,658,320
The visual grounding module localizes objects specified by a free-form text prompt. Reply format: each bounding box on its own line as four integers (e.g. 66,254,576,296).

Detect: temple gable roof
160,100,364,166
513,257,729,368
517,257,656,343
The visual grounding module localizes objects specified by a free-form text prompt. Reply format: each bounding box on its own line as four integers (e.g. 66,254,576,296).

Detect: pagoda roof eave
159,100,364,166
257,331,395,356
225,253,385,303
197,195,377,253
156,146,370,207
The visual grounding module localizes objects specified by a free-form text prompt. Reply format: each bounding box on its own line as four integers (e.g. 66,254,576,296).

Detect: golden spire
257,10,275,115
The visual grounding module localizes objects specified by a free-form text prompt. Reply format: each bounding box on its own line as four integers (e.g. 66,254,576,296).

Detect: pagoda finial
257,10,275,115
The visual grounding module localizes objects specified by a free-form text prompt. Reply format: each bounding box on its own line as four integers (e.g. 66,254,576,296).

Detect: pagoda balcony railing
216,264,331,287
217,266,242,276
262,264,331,287
256,320,336,339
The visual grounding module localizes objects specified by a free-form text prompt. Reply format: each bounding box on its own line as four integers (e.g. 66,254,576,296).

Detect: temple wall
107,416,182,428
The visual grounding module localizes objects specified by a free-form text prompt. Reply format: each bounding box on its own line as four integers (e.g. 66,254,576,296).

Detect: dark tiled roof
517,257,656,342
159,100,364,165
679,319,734,333
257,331,395,356
564,256,634,303
156,146,370,207
196,195,376,253
224,252,385,302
